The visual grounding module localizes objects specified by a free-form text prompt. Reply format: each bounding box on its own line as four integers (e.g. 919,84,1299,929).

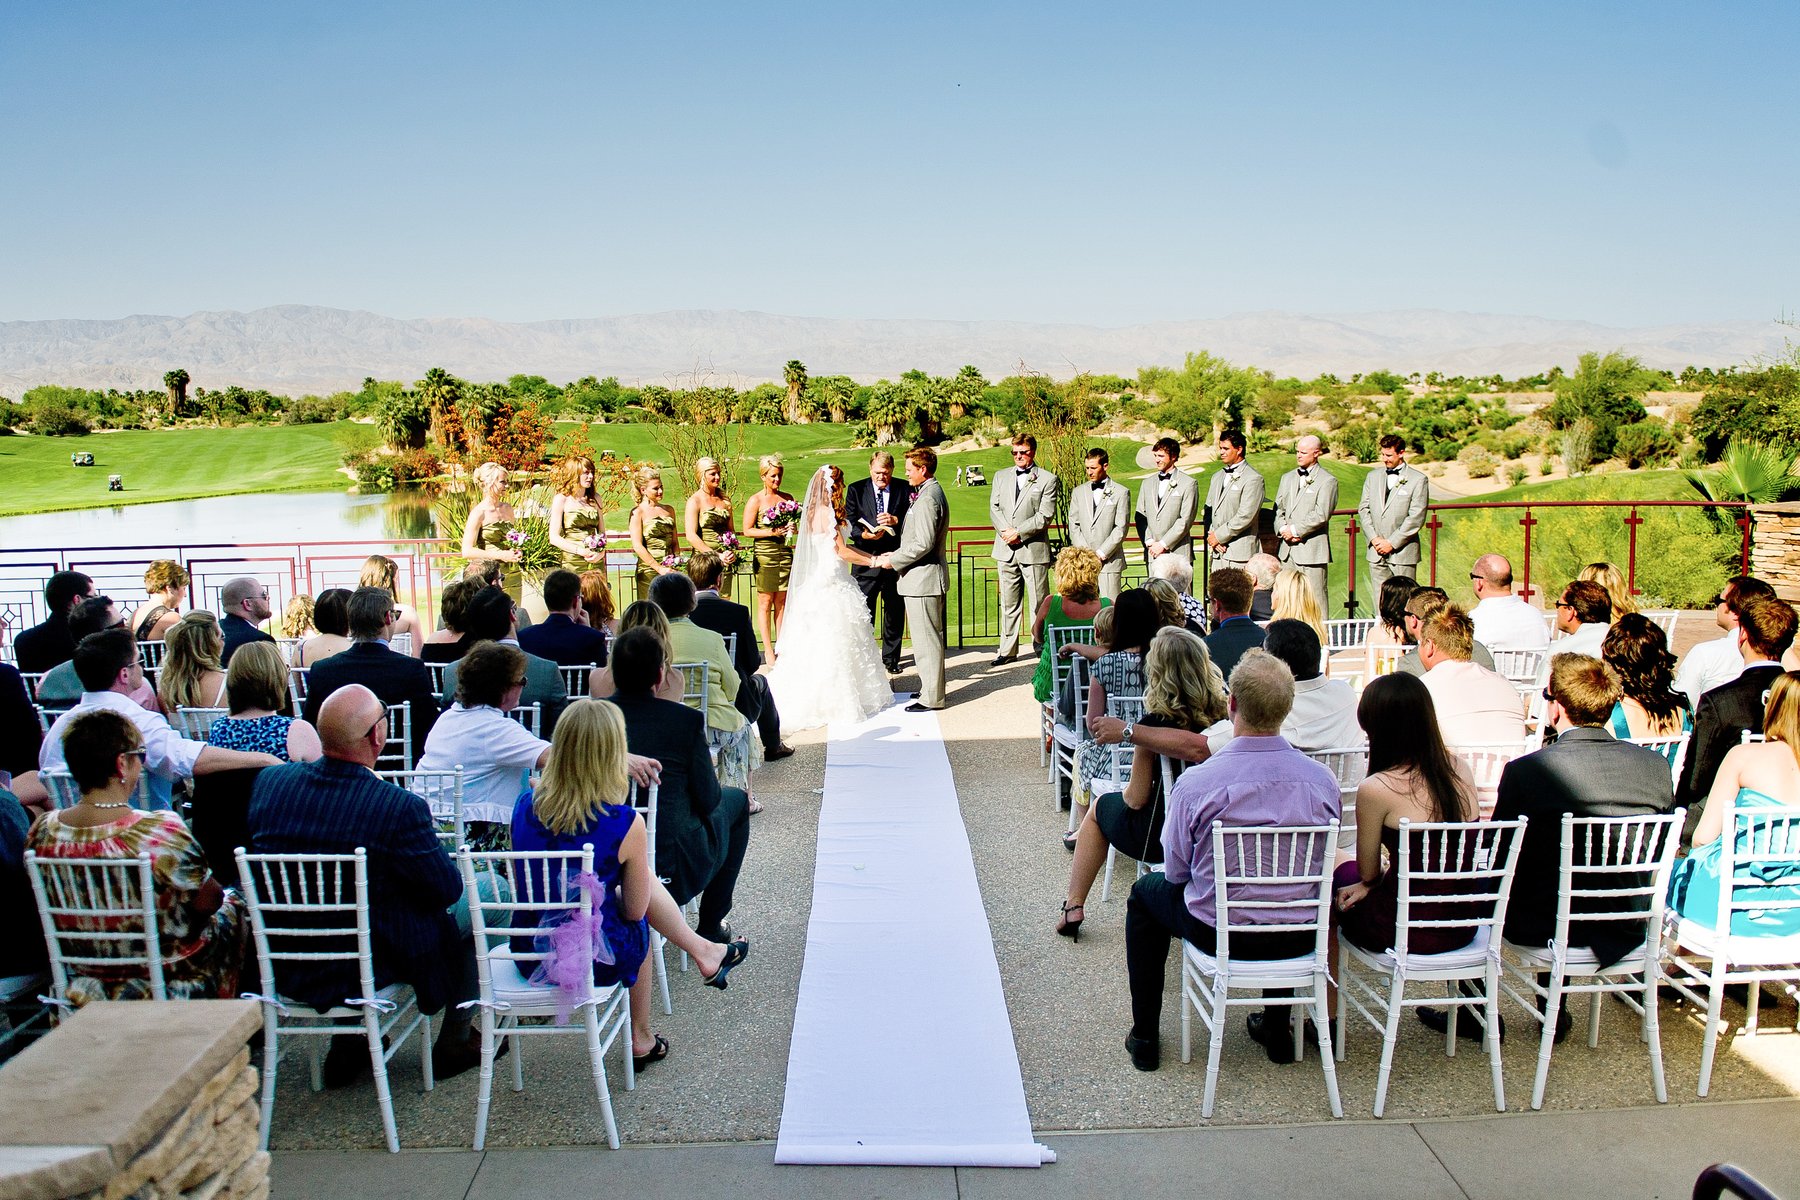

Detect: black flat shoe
991,654,1013,667
764,743,795,761
1418,1006,1515,1044
1245,1010,1332,1063
632,1034,670,1071
703,938,750,989
1125,1033,1160,1072
904,702,938,713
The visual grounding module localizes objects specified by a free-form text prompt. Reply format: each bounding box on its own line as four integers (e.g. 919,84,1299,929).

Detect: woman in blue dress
511,699,749,1071
1668,671,1800,939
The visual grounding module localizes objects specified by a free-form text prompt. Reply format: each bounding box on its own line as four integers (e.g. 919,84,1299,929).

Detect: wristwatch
1121,722,1135,746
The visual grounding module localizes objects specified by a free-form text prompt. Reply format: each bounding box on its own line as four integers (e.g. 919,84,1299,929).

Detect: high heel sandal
1056,901,1084,942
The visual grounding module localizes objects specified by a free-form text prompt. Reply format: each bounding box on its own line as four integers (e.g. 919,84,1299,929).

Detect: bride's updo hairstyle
472,461,508,495
632,464,662,503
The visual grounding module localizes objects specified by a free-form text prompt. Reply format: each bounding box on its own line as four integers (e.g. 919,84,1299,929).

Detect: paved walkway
274,1096,1800,1200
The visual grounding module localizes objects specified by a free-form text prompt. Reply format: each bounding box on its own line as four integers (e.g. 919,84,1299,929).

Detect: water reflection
0,488,447,549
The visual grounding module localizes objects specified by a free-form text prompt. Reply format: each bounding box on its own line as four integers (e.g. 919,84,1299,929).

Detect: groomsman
1204,428,1265,571
1135,436,1200,579
1274,434,1338,615
1357,434,1430,594
1066,447,1131,601
989,433,1060,665
845,451,910,673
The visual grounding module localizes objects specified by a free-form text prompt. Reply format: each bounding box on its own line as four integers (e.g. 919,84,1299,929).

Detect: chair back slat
376,703,413,772
1626,733,1691,785
1716,806,1800,932
559,665,596,698
1450,741,1530,819
1211,823,1339,963
39,770,152,812
428,663,449,699
25,851,165,1001
287,666,310,711
673,661,710,715
1361,643,1407,684
1550,811,1685,934
508,704,543,739
458,848,599,1010
1389,818,1525,958
375,767,466,849
235,849,381,1010
174,706,229,741
631,782,660,882
19,673,46,704
1491,648,1548,685
1325,619,1376,650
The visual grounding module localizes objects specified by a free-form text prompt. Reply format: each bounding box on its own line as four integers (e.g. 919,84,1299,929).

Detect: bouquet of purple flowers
760,499,802,535
717,530,741,551
582,532,606,553
504,529,527,548
661,553,686,569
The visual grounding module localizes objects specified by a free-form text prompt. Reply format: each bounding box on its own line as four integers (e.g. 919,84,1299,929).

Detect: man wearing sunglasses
1468,554,1549,651
218,577,277,665
1675,576,1774,710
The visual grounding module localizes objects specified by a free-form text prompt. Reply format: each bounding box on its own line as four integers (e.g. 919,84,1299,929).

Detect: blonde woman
158,611,229,712
628,465,679,602
130,560,188,642
588,601,684,704
461,461,522,604
359,555,423,656
685,456,738,601
1578,561,1638,623
742,454,795,662
1272,567,1329,646
1033,547,1108,703
511,699,749,1069
279,594,315,641
549,454,607,570
206,641,322,762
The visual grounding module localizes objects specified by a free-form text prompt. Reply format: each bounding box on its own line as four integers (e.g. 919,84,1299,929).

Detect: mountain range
0,305,1789,397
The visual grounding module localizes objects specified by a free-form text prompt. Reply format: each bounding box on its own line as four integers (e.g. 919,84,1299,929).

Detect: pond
0,489,443,550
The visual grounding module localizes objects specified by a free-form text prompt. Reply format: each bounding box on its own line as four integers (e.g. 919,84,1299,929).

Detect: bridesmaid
462,461,523,604
549,454,608,571
684,456,738,601
742,453,794,664
628,465,680,602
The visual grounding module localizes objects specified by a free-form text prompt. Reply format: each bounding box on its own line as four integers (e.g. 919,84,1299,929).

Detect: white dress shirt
1470,594,1550,650
418,703,550,825
1549,621,1610,661
40,690,200,812
1421,660,1528,747
1204,676,1362,755
1675,631,1744,710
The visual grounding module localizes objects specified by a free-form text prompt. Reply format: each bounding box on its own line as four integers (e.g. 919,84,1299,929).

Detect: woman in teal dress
1668,671,1800,938
1602,614,1692,764
628,466,679,603
741,454,795,664
548,454,608,573
1031,546,1109,703
462,461,523,604
684,456,739,602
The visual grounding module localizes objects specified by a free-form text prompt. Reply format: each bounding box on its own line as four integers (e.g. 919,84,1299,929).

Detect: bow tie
1222,464,1238,474
1017,467,1032,478
1157,472,1171,482
1297,467,1310,478
1091,481,1106,492
1386,467,1401,476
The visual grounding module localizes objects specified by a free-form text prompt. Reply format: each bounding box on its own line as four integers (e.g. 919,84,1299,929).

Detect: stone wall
1749,503,1800,603
0,1000,267,1200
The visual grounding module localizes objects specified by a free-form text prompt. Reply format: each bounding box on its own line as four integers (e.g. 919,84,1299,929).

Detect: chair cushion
0,974,45,1003
485,955,620,1012
1672,918,1800,967
1182,941,1319,982
1503,938,1650,973
275,981,413,1019
1344,926,1492,974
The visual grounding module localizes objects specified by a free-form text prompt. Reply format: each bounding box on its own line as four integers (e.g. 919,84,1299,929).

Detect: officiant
845,451,910,674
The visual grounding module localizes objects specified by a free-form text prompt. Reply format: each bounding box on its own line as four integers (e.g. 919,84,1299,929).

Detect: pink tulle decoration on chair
529,870,615,1024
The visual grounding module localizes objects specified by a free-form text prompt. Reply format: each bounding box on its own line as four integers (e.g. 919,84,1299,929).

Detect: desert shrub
1613,417,1680,468
390,448,443,484
1458,444,1497,478
1562,418,1596,475
29,402,91,436
1507,463,1530,486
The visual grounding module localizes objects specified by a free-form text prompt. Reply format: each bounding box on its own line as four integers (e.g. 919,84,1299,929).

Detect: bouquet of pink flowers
504,530,527,548
760,500,802,535
661,553,686,569
582,532,606,553
718,530,741,551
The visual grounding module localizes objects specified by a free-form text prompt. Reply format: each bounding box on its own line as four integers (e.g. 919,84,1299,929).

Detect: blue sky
2,1,1794,327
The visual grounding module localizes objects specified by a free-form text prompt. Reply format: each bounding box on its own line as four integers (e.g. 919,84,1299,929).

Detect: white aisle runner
775,702,1052,1167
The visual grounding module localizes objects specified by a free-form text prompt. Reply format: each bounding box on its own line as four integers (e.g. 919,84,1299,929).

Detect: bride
767,465,896,731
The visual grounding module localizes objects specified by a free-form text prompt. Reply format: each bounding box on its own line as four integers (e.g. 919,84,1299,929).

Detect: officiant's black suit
845,475,911,670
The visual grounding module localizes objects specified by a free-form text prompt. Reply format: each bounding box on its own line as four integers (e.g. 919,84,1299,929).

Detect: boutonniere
909,487,921,504
1392,478,1408,490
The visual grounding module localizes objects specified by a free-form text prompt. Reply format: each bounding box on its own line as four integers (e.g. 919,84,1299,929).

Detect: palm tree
866,381,912,445
784,360,809,424
162,369,190,417
950,365,986,419
417,367,462,450
1687,438,1800,505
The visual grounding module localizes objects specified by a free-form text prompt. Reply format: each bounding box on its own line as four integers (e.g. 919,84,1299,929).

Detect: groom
874,446,948,712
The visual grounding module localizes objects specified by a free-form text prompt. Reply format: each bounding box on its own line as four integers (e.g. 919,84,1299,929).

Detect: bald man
218,576,276,664
1468,553,1548,650
1273,435,1337,615
247,684,484,1085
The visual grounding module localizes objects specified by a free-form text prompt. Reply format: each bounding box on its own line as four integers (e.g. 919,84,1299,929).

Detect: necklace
87,799,131,810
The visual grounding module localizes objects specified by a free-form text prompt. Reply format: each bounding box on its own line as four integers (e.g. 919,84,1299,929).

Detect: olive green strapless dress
697,504,737,597
752,513,793,594
478,518,523,603
562,501,604,571
637,513,677,601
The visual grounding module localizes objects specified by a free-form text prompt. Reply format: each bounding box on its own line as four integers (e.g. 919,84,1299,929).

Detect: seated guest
217,577,276,664
1123,651,1340,1070
1246,552,1281,622
1068,589,1161,833
36,596,154,710
512,698,749,1071
1369,576,1417,648
1057,627,1226,939
578,570,619,639
421,578,481,664
207,642,322,763
686,551,792,759
1676,576,1771,709
1396,588,1497,676
1147,579,1206,639
128,560,188,644
1468,554,1549,650
248,685,484,1082
1549,580,1612,659
591,602,687,705
280,593,315,642
295,588,353,667
463,562,533,629
300,587,441,764
360,555,424,656
1578,561,1638,624
1335,673,1479,964
1149,554,1209,631
13,571,94,673
1677,592,1797,836
441,588,568,737
1270,569,1328,648
1202,568,1265,681
1032,546,1109,704
419,642,552,828
27,709,247,1003
0,665,41,790
1417,605,1527,747
605,628,750,946
518,569,610,668
1248,619,1359,752
649,573,755,794
157,611,229,713
0,785,47,981
41,630,279,810
1603,613,1691,745
1672,670,1800,939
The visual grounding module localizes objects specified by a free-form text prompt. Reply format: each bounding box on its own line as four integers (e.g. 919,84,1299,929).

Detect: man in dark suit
517,569,609,668
844,451,911,673
302,586,440,763
1677,592,1797,840
12,571,93,674
218,577,276,665
1202,567,1266,681
686,551,792,760
606,627,750,943
247,683,480,1081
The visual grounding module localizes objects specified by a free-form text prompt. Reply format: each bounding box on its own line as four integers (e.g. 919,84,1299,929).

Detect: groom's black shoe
991,654,1012,667
764,743,795,761
883,660,902,674
904,702,938,713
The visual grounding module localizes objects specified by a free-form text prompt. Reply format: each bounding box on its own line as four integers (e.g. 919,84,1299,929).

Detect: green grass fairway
0,423,371,515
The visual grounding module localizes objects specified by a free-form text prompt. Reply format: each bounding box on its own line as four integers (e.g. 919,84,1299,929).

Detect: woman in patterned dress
206,642,322,763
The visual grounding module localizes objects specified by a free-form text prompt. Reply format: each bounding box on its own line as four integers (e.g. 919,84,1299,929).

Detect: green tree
1690,358,1800,459
162,369,190,418
949,365,987,419
377,388,430,450
416,367,463,451
784,359,809,423
865,381,912,444
1543,351,1656,459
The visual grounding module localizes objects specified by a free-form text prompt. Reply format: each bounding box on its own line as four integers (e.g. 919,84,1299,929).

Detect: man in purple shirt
1124,650,1341,1071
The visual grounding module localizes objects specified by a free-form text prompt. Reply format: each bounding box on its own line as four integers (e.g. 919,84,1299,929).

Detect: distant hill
0,304,1788,396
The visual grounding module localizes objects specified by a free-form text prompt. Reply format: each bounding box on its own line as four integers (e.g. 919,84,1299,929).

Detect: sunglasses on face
363,713,389,741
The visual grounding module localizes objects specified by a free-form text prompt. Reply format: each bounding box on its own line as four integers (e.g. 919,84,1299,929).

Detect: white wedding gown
767,473,895,733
